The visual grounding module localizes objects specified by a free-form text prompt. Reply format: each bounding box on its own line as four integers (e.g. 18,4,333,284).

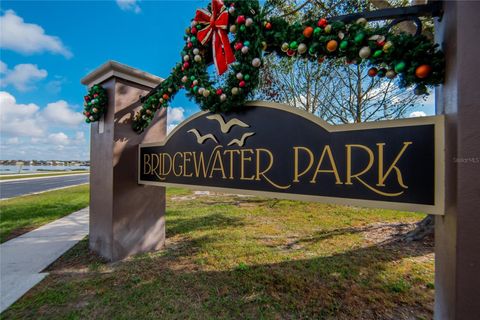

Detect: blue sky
0,0,434,160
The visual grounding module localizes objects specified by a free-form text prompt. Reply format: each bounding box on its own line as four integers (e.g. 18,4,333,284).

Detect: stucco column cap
81,60,163,88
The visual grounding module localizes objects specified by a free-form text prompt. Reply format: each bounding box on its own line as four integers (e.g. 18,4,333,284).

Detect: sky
0,0,434,161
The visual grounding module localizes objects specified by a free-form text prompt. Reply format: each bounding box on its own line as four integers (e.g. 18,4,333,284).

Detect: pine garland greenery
130,0,444,133
83,84,108,123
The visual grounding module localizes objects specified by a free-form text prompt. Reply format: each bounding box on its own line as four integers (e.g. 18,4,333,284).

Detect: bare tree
258,0,433,239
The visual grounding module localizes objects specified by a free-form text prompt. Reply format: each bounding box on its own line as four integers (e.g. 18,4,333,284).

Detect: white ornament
183,55,190,61
252,58,261,67
191,20,198,27
194,55,202,62
298,43,307,54
229,25,237,33
198,87,205,94
193,48,200,55
193,80,199,86
356,17,367,26
241,46,249,54
159,98,164,103
89,116,94,121
245,18,254,27
324,24,332,33
220,93,227,102
236,72,243,80
386,70,397,79
231,87,239,95
359,46,371,59
228,6,235,14
92,108,98,113
168,87,173,93
203,89,210,97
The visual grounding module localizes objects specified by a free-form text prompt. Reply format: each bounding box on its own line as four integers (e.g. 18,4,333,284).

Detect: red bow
194,0,235,75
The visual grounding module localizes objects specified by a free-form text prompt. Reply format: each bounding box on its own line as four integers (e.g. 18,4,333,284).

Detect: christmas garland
131,0,444,133
83,84,108,123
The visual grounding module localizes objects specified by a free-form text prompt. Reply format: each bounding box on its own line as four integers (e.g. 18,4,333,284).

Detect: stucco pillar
435,1,480,319
81,61,166,261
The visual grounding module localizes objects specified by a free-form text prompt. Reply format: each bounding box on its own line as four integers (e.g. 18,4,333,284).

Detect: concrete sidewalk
0,208,89,313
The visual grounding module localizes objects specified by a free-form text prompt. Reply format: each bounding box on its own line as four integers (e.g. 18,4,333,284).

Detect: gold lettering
143,154,151,174
376,142,412,188
310,145,343,184
224,149,240,179
192,152,208,178
209,148,227,179
172,152,183,177
183,152,193,177
240,149,255,180
161,153,172,176
255,148,290,189
293,147,314,182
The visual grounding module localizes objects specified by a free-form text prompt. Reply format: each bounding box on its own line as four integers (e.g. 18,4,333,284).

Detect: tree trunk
403,214,434,241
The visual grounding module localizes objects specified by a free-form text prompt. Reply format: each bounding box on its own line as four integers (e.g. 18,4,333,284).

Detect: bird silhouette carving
227,132,255,147
206,114,249,133
187,129,218,144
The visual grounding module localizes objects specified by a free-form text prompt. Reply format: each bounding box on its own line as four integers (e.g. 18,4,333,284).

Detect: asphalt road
0,174,89,199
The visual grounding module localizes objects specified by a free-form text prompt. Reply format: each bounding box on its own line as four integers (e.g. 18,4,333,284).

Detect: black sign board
139,102,444,214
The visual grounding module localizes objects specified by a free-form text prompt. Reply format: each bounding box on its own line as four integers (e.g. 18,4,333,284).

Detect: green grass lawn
0,171,89,181
0,184,89,243
2,188,434,319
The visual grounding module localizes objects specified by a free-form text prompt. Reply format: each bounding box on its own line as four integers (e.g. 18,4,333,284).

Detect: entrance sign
139,102,444,215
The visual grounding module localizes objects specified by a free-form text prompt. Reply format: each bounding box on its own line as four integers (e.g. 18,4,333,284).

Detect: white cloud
0,91,44,136
409,111,427,117
43,100,83,126
0,62,48,91
0,61,7,74
116,0,141,13
0,91,84,138
48,132,69,145
167,124,177,134
6,137,20,145
167,107,185,123
0,10,72,58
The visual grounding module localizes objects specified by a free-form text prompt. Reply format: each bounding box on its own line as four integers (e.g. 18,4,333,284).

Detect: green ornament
244,74,250,81
373,50,382,58
313,27,321,36
289,41,298,50
193,85,198,92
308,46,316,55
190,76,196,81
339,40,348,50
394,61,406,73
354,33,365,44
190,36,197,43
244,40,250,47
240,25,246,32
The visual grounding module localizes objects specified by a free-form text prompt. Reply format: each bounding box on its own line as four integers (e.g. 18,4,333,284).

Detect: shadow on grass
13,229,435,320
166,211,245,237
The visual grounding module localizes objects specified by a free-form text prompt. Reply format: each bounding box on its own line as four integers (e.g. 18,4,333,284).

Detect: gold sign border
139,101,445,215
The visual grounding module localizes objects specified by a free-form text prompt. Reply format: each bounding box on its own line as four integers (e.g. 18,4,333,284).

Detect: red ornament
415,64,432,79
216,88,223,95
85,112,90,117
163,94,169,100
194,0,236,75
84,95,90,101
93,93,98,98
191,27,197,35
239,80,246,87
377,40,385,47
183,62,190,69
236,15,246,24
234,42,243,51
187,42,193,48
287,49,295,56
317,18,327,28
264,21,272,30
368,67,378,77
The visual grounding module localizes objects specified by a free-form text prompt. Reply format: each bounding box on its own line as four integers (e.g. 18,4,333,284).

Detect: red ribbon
194,0,235,75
